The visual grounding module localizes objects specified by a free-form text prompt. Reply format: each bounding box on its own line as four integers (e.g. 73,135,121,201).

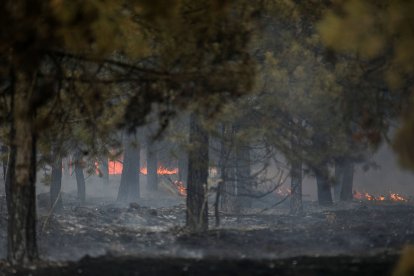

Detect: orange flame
140,166,178,175
173,180,187,196
353,191,408,202
99,160,178,175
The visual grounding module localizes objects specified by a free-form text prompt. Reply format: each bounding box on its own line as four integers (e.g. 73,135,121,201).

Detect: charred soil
0,197,413,275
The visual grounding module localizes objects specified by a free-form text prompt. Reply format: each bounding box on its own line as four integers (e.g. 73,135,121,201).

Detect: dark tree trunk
74,151,86,203
339,158,354,201
5,145,14,215
99,157,109,185
63,157,71,179
117,134,140,203
50,151,63,212
178,149,188,183
2,145,8,181
290,159,303,214
235,139,252,210
186,114,209,231
219,124,237,213
146,142,158,191
315,164,333,206
7,71,38,264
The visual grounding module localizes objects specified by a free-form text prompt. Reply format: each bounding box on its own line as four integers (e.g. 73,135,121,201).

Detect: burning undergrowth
353,191,410,202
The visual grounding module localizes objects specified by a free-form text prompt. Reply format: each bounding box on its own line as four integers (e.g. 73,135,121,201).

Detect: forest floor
1,192,414,275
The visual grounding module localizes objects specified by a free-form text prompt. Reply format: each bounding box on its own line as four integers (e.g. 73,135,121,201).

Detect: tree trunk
5,145,15,216
50,151,63,212
315,164,333,206
178,149,188,183
74,151,86,203
186,114,209,231
146,142,158,191
117,133,140,203
290,159,303,214
7,71,38,264
219,124,237,213
339,159,354,201
99,157,109,185
62,157,71,179
235,139,252,210
2,145,8,181
334,158,354,202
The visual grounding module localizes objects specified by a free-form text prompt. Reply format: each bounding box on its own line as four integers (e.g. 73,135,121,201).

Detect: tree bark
50,151,63,212
2,145,8,181
235,139,252,210
219,124,237,213
186,114,209,231
178,149,188,183
99,157,109,185
74,150,86,203
334,158,354,202
339,158,354,201
7,71,38,264
146,141,158,191
5,145,15,216
315,164,333,206
117,133,140,203
290,159,303,214
62,157,71,179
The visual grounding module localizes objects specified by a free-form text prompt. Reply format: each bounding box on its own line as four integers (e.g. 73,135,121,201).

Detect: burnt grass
1,196,414,275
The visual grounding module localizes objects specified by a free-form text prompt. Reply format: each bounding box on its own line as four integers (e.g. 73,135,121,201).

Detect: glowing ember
173,180,187,196
353,191,408,202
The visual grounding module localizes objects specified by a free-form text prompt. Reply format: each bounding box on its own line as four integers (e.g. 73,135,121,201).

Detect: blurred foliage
209,0,377,177
393,245,414,276
0,0,258,166
318,0,414,169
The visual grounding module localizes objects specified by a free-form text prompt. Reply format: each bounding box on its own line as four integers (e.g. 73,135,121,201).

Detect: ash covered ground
1,178,414,275
28,198,414,261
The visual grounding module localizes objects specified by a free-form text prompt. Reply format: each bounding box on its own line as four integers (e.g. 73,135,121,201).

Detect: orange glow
390,193,407,202
140,166,178,175
99,160,178,176
353,191,408,202
109,160,123,175
173,180,187,196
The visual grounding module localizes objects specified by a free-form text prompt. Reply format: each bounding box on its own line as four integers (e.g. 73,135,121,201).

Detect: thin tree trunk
62,157,70,179
186,113,209,231
290,158,303,214
117,133,140,203
178,149,188,183
74,151,86,203
333,159,343,202
219,124,237,213
315,164,333,206
146,141,158,191
99,157,109,185
5,145,14,216
235,139,251,210
2,145,8,181
50,151,63,212
7,71,38,264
